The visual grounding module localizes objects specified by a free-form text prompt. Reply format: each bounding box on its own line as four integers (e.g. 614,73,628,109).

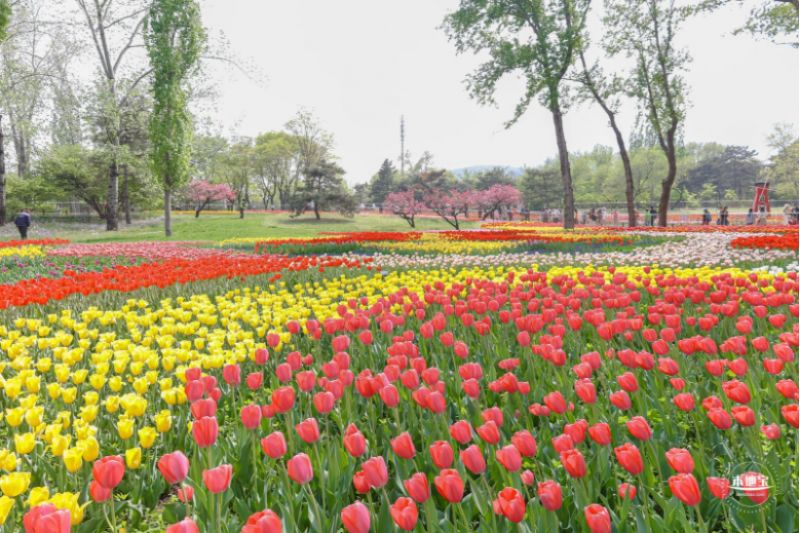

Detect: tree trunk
657,143,677,227
239,208,244,219
107,161,119,231
0,115,5,226
551,108,575,229
123,164,131,225
313,201,320,220
164,188,172,237
607,117,636,227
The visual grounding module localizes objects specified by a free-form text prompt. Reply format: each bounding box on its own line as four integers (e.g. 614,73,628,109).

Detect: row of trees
363,124,798,227
441,0,798,227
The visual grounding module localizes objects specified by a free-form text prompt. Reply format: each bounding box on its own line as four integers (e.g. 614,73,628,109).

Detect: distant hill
450,165,526,178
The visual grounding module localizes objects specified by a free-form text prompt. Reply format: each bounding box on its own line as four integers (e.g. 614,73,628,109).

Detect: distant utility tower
400,115,405,177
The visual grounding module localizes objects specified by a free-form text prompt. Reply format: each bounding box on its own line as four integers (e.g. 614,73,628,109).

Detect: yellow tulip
138,427,157,449
0,471,30,497
63,448,83,473
48,492,84,525
47,382,61,399
5,408,23,428
0,495,13,524
155,410,172,433
117,417,134,440
79,437,99,462
28,486,50,507
14,433,35,455
51,435,71,457
125,447,141,469
0,451,17,472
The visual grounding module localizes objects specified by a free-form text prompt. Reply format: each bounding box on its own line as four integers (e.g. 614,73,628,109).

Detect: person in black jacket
14,208,31,239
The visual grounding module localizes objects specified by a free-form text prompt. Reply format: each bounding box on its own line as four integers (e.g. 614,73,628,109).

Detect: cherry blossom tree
424,189,474,230
476,184,521,220
188,180,235,217
383,191,424,228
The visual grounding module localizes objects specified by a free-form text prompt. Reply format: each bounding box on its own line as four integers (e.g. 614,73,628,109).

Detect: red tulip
668,473,702,506
476,420,500,444
241,404,262,430
192,416,218,448
90,480,112,502
391,432,416,460
190,398,217,419
362,456,388,489
177,485,194,503
93,455,125,489
287,453,314,484
403,472,430,503
626,416,652,440
584,504,611,533
203,464,232,493
782,404,799,428
722,379,751,404
665,448,694,473
574,379,597,403
222,364,241,386
521,469,535,485
379,385,399,408
261,431,287,459
459,444,486,474
352,471,370,494
552,433,574,453
24,504,71,533
344,424,367,457
429,441,454,469
673,393,695,411
737,471,769,504
158,451,190,484
390,497,418,531
707,408,733,430
166,518,200,533
760,423,781,440
618,483,636,500
341,501,370,533
560,449,586,478
295,418,320,443
271,386,295,413
434,469,464,503
543,391,567,414
614,443,643,476
449,420,473,444
242,509,282,533
537,480,563,511
616,372,638,392
732,406,756,426
494,487,526,523
610,390,632,410
511,430,537,457
706,477,730,499
496,445,522,472
588,422,612,446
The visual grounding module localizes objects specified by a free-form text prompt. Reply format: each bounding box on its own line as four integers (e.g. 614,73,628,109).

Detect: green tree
520,165,563,211
574,47,637,225
291,159,355,219
605,0,690,226
695,0,798,47
145,0,205,236
443,0,589,229
763,123,799,199
369,159,396,212
685,146,762,200
252,131,299,209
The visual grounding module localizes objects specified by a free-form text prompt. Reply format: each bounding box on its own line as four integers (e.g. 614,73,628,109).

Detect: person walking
756,206,767,225
783,204,792,225
702,208,711,225
14,208,31,239
745,208,755,225
648,206,657,227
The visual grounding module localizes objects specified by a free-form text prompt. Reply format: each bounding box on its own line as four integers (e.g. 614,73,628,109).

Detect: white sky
199,0,799,184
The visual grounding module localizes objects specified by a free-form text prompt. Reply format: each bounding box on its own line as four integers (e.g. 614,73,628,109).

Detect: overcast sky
199,0,799,184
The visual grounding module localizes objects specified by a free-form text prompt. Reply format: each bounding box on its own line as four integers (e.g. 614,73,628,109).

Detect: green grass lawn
51,213,479,243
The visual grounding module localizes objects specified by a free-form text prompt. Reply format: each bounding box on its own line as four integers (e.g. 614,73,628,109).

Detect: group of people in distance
700,204,799,226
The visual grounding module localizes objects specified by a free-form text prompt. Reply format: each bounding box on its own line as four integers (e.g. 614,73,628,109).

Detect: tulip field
0,223,797,533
